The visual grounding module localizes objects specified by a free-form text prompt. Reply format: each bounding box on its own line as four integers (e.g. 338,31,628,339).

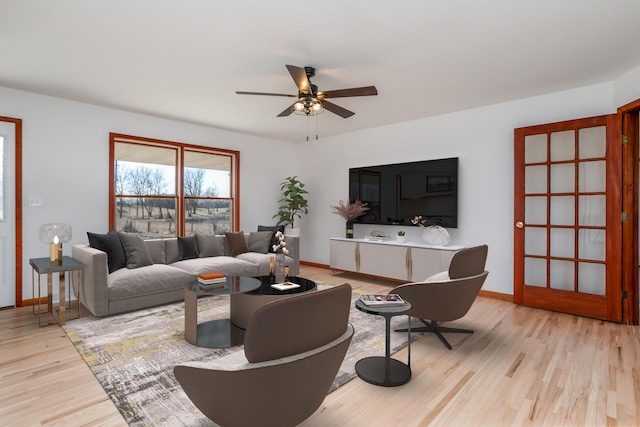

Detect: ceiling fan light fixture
292,96,323,116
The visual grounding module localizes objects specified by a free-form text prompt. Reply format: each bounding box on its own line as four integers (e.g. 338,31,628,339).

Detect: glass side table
355,298,412,387
30,256,84,326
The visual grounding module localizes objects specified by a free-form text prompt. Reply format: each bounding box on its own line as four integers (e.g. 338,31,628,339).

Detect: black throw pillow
178,235,200,260
87,228,126,273
257,225,285,253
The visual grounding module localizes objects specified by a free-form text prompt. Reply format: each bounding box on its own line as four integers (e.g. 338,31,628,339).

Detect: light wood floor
1,265,639,426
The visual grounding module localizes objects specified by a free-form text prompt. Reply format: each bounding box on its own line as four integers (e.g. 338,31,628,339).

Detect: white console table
330,237,464,282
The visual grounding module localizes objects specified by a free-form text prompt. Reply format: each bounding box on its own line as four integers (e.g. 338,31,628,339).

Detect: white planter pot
285,227,300,236
397,235,407,243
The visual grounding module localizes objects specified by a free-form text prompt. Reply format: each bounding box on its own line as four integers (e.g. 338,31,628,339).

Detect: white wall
614,64,640,107
297,82,616,295
0,87,295,300
0,78,628,300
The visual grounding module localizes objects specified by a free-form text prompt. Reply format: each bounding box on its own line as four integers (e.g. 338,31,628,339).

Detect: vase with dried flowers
271,231,289,282
330,200,369,238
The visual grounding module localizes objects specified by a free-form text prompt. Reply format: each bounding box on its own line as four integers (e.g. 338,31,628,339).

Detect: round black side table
355,298,412,387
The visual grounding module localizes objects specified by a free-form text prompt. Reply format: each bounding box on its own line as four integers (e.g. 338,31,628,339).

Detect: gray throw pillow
248,231,273,254
196,233,222,257
87,228,127,273
118,232,153,269
225,231,249,257
178,235,199,260
258,225,285,253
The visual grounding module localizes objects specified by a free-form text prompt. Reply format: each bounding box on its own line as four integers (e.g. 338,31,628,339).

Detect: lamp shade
39,223,72,244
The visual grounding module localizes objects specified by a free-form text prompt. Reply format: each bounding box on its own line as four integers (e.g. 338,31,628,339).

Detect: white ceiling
2,0,640,143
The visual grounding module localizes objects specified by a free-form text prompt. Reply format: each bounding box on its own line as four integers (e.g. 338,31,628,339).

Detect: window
110,133,239,238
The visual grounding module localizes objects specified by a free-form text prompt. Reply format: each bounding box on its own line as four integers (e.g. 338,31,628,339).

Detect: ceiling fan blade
277,103,295,117
318,86,378,99
286,64,312,95
322,100,355,118
236,91,296,97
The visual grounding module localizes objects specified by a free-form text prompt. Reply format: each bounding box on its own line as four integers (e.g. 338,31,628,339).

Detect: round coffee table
229,276,317,329
184,276,261,348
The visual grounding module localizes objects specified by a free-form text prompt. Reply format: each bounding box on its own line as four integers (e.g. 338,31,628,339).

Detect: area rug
63,285,421,426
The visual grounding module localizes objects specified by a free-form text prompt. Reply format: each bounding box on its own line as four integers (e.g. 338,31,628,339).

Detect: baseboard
300,260,328,269
478,290,513,302
21,297,48,306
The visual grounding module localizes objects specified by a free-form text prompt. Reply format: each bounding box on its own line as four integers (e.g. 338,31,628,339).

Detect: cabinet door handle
406,248,412,281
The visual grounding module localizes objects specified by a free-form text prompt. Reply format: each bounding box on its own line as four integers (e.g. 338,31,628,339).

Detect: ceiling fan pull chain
306,116,309,141
316,114,319,140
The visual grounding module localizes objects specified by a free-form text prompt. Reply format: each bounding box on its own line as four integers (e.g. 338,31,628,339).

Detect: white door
0,121,16,308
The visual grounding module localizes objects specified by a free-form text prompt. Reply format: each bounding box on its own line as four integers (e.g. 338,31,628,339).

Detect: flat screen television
349,157,458,228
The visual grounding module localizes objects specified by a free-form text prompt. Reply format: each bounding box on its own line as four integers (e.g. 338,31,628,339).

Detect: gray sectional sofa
72,232,299,317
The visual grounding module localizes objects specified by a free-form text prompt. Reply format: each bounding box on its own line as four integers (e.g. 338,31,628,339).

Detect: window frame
109,133,240,236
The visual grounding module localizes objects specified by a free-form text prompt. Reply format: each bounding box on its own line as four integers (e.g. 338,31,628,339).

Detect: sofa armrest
283,235,300,276
72,244,109,316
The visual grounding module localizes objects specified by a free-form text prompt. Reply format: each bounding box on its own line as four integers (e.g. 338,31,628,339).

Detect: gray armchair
174,283,354,427
392,245,488,350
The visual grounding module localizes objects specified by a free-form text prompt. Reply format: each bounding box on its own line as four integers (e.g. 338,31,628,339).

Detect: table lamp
39,223,72,265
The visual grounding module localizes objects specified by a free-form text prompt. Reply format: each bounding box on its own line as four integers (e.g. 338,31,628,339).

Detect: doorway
0,116,22,309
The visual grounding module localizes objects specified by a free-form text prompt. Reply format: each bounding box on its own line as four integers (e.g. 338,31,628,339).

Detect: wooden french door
514,114,623,322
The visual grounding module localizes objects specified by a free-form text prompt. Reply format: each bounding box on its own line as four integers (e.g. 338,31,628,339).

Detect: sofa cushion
171,256,259,276
178,235,199,260
165,238,180,264
87,228,126,274
107,264,194,301
257,225,285,253
145,239,166,264
196,233,223,257
248,231,272,254
118,232,153,269
225,231,249,256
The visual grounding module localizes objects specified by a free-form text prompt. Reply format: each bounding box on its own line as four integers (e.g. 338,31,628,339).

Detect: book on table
198,272,226,285
360,293,406,306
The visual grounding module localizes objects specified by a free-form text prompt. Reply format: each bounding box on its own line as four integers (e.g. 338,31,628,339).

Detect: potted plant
273,176,309,235
397,230,406,243
330,200,369,238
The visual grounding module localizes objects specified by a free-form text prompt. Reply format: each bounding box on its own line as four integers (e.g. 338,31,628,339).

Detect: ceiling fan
236,64,378,118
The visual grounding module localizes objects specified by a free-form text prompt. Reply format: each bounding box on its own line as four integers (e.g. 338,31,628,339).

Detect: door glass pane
550,228,574,258
525,165,547,194
525,196,547,224
550,260,574,291
550,163,574,193
524,134,547,163
578,126,606,159
550,196,574,225
578,195,605,226
578,229,605,261
524,257,546,287
578,160,606,192
525,227,546,256
578,263,605,295
550,130,575,161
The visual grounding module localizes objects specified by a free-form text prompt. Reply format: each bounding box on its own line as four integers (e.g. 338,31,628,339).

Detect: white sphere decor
422,226,450,246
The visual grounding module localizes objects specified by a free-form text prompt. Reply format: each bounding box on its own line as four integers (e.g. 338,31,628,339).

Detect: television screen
349,157,458,228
